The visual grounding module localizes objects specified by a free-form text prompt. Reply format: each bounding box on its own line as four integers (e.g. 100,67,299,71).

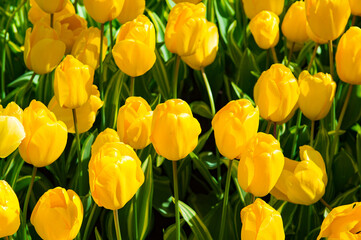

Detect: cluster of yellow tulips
1,0,361,239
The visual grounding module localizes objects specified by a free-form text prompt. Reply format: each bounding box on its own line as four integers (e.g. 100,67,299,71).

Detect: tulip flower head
0,180,20,238
34,0,67,13
28,0,75,25
306,22,328,45
349,0,361,16
242,0,284,19
83,0,124,23
173,0,202,3
282,1,309,43
117,0,145,24
91,128,120,156
31,187,83,240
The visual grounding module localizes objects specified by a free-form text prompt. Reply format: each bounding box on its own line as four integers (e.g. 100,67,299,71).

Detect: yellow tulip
165,2,207,56
117,0,145,24
249,11,280,50
282,1,309,43
306,22,328,45
83,0,124,23
349,0,361,16
31,187,83,240
336,26,361,85
54,55,94,109
112,15,156,77
89,142,144,210
28,0,75,25
298,70,336,121
48,85,103,134
0,101,23,124
24,22,66,75
34,0,67,13
242,0,284,19
238,132,284,197
254,64,299,123
117,97,153,150
317,202,361,240
19,100,67,167
150,99,201,161
91,128,120,156
0,116,25,158
0,180,20,238
71,27,108,70
212,99,259,160
181,21,219,70
241,198,285,240
271,146,328,205
305,0,351,41
174,0,202,3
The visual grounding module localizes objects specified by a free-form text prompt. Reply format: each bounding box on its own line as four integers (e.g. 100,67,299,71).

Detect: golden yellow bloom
83,0,124,23
0,116,25,158
24,22,66,75
34,0,67,13
91,128,120,156
254,64,299,123
89,142,144,210
181,21,219,70
0,102,23,124
150,99,201,161
212,99,259,160
117,0,145,24
0,180,20,238
249,11,280,50
282,1,309,43
71,27,108,70
242,0,284,19
317,202,361,240
305,0,351,41
31,187,83,240
336,26,361,85
298,70,336,121
306,22,328,45
165,2,207,56
54,55,94,109
271,146,328,205
48,85,103,134
19,100,67,167
117,97,153,150
241,198,285,240
28,0,75,25
238,132,284,197
112,15,156,77
349,0,361,16
174,0,202,3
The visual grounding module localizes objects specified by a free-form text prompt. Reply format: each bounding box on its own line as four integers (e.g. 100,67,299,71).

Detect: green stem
5,236,8,240
109,21,114,48
291,110,302,158
251,194,255,203
310,120,315,147
133,195,139,240
320,198,332,211
265,121,272,134
271,47,278,63
172,161,180,240
328,40,334,78
113,210,122,240
130,77,135,96
99,23,105,130
308,43,319,71
50,13,54,28
288,42,295,64
352,15,356,26
83,203,97,240
23,166,37,222
72,109,83,194
173,55,181,99
273,122,277,139
219,159,233,240
201,68,215,116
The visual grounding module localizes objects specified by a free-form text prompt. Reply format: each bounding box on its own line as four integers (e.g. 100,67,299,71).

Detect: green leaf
163,220,187,240
151,48,171,100
332,149,358,193
190,101,213,119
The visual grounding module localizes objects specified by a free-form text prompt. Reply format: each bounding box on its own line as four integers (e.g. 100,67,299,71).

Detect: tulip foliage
2,0,361,239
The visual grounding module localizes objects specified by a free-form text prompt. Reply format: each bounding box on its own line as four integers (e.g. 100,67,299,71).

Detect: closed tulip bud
34,0,67,13
282,1,309,43
212,99,259,160
238,132,284,197
305,0,351,41
117,97,153,150
0,102,23,123
306,22,328,45
0,180,20,238
241,198,285,240
249,11,280,50
117,0,145,24
271,146,328,205
83,0,124,23
89,142,144,209
242,0,284,19
54,55,94,109
91,128,120,156
254,64,299,123
28,0,75,25
165,3,208,56
336,27,361,85
48,85,103,134
181,21,219,70
150,99,201,161
298,71,336,120
112,15,156,77
31,187,83,240
349,0,361,16
174,0,202,3
0,116,25,158
19,100,67,167
317,202,361,240
24,22,66,75
71,27,108,70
